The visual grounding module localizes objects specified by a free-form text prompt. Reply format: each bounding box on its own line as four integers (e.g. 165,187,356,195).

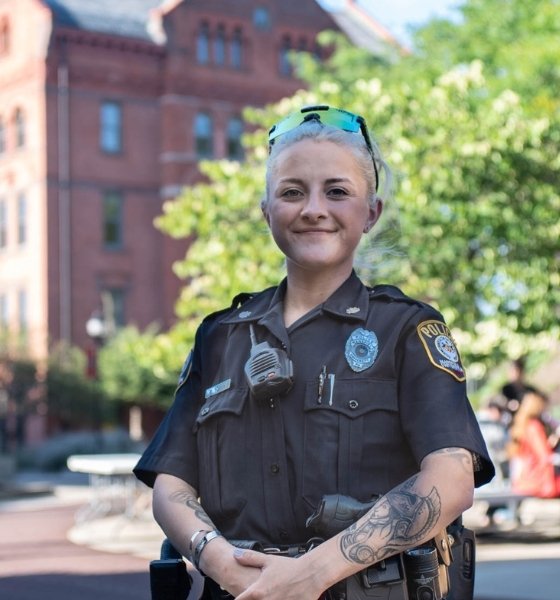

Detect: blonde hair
509,391,549,455
262,121,393,212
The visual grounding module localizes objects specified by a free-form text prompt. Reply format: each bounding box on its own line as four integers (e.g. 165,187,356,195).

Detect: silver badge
345,328,378,372
345,306,360,314
239,311,252,319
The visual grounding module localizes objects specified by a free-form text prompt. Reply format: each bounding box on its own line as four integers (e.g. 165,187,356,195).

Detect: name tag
205,378,231,399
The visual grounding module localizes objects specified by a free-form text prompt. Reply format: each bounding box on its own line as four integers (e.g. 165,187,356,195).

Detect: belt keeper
193,530,222,576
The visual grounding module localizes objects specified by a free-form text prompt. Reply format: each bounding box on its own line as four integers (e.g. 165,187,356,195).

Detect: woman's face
264,138,381,277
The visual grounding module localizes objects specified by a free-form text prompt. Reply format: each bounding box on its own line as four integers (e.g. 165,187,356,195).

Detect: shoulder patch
176,350,193,389
417,320,465,382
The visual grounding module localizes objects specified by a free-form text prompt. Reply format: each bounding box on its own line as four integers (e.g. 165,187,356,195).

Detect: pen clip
317,365,326,404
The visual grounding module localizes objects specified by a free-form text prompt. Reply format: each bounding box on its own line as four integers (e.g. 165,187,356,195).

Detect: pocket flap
196,387,248,425
304,378,397,418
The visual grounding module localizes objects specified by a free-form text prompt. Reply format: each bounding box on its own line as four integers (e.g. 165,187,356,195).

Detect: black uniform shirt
134,272,494,544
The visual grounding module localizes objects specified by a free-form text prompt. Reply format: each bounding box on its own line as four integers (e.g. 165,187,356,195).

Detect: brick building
0,0,393,361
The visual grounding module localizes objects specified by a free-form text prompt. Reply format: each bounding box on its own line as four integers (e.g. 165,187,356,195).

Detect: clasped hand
231,549,324,600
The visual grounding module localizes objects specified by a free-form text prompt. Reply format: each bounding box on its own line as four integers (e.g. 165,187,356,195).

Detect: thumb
233,548,267,568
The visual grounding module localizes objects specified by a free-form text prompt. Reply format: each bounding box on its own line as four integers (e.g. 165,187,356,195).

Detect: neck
283,266,353,327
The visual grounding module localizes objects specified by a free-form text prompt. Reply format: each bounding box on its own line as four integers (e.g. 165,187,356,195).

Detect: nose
300,189,328,220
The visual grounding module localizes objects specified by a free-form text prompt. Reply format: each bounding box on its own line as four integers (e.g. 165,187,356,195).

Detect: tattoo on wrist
168,491,215,527
339,476,441,565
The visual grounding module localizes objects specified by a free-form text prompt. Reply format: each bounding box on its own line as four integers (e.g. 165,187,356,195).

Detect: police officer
134,105,494,600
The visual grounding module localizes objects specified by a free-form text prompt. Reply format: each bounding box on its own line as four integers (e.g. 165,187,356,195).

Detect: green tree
97,325,182,409
100,0,559,405
412,0,560,113
46,343,113,429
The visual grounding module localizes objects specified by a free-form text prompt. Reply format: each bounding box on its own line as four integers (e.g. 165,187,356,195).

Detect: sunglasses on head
268,105,379,191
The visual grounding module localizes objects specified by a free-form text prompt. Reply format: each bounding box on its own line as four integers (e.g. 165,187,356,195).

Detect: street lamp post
85,310,107,446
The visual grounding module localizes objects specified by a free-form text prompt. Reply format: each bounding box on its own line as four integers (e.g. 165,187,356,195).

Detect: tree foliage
99,0,559,405
97,326,183,409
412,0,560,113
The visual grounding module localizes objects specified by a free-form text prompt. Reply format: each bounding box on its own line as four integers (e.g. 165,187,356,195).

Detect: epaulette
201,292,256,324
230,292,255,308
369,285,433,311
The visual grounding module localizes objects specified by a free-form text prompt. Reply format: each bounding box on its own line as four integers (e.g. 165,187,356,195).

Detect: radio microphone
244,325,294,402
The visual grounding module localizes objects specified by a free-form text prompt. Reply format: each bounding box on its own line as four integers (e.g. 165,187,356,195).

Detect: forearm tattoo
168,490,215,528
339,476,441,565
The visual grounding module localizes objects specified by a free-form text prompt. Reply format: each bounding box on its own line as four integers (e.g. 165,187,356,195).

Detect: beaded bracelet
192,530,222,575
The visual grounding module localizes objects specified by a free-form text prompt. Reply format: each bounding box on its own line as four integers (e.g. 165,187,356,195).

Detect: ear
364,198,383,233
262,204,271,227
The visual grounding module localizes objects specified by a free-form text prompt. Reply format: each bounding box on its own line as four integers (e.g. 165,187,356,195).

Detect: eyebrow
276,177,353,185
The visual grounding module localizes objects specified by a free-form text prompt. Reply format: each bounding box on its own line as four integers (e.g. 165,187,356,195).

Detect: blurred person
508,391,560,498
501,357,536,420
477,395,510,483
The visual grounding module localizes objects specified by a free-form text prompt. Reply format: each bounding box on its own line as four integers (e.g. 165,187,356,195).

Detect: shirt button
348,400,359,409
200,406,210,416
270,463,280,474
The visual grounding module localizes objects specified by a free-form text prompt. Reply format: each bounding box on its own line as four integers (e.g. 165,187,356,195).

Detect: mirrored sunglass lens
318,112,360,133
269,109,361,142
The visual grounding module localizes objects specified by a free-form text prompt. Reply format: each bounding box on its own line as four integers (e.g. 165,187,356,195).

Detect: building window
14,107,25,148
0,293,7,331
253,7,271,30
197,22,210,64
102,190,123,248
230,28,243,69
279,36,292,76
226,117,244,161
194,112,213,159
214,25,225,65
104,288,126,328
0,117,5,155
18,289,27,335
0,17,9,56
17,192,26,245
0,199,6,249
100,101,122,154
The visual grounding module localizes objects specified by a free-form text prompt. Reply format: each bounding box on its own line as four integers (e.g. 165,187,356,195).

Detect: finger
233,548,267,568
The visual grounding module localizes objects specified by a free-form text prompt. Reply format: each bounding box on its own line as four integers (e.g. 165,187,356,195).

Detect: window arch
214,25,226,65
14,107,25,148
226,117,244,161
230,28,243,69
279,36,292,76
197,22,210,64
194,112,213,159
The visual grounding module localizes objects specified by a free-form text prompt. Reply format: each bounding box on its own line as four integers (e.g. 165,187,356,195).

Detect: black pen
317,365,326,404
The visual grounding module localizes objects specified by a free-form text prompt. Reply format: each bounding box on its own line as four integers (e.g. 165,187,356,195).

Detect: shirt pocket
301,378,399,509
194,387,249,524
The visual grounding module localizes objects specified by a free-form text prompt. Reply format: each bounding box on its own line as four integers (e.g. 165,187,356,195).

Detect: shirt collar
221,271,369,325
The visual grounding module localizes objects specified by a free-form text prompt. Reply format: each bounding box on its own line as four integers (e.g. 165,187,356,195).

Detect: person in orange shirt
509,391,560,498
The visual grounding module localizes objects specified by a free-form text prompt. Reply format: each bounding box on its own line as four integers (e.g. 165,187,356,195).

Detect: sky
319,0,462,46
